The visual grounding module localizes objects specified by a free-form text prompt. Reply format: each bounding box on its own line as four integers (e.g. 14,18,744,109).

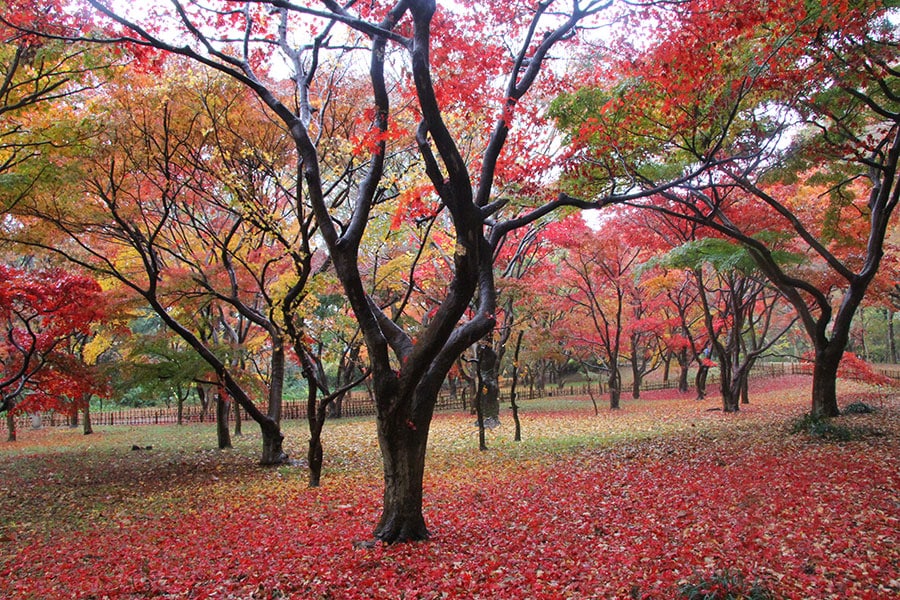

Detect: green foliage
677,569,775,600
843,401,875,414
790,413,860,441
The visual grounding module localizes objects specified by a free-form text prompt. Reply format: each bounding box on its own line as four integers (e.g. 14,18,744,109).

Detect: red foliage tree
552,0,900,417
0,264,107,440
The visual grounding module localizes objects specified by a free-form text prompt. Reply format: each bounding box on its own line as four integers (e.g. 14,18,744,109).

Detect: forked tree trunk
260,421,287,465
373,409,432,543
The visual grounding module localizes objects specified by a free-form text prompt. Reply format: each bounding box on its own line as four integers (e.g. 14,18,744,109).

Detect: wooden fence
4,361,896,433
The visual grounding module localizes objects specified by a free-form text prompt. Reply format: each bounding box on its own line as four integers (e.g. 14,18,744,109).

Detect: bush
790,413,858,441
843,402,875,414
677,569,775,600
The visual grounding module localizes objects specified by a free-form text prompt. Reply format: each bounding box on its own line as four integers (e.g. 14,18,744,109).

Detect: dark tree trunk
82,400,93,435
260,421,287,465
196,384,210,422
69,406,79,428
216,393,232,449
177,393,184,425
6,412,15,442
608,367,621,410
811,347,842,418
509,330,523,442
631,368,642,400
695,365,709,400
268,342,285,425
675,348,690,392
306,376,324,487
373,411,431,543
327,393,344,419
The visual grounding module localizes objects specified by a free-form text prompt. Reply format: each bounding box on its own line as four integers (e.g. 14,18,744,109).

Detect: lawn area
0,376,897,599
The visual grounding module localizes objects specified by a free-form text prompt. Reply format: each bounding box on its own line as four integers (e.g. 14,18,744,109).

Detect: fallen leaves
0,377,897,599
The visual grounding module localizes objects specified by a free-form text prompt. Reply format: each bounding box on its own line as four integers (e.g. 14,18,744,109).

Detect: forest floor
0,375,897,599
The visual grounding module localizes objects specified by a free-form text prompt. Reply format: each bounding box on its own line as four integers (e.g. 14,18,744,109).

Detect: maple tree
663,237,798,411
0,263,107,441
551,0,900,418
8,0,629,543
549,214,647,409
9,63,319,464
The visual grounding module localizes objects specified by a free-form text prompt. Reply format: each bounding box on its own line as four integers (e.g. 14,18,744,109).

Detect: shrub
790,413,857,441
677,569,775,600
843,402,875,414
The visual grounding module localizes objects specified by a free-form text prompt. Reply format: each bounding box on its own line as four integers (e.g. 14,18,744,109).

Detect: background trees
551,0,899,417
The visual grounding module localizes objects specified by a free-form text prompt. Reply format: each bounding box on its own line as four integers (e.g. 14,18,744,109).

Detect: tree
0,264,106,440
551,0,900,417
9,0,624,543
550,215,641,409
665,237,797,411
11,65,307,463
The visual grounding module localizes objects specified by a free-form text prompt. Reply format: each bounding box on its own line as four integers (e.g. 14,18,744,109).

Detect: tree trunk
631,368,642,400
83,400,93,435
476,343,500,428
268,342,286,425
373,413,431,543
888,309,897,364
260,420,287,465
811,347,842,418
6,412,15,442
608,368,621,410
695,365,709,400
233,397,242,436
177,393,184,425
216,393,232,449
307,378,324,487
197,384,210,422
509,330,523,442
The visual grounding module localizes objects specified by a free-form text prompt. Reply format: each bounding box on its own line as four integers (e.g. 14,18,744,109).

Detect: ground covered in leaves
0,376,897,599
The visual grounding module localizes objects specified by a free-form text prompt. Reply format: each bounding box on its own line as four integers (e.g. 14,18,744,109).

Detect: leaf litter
0,376,896,599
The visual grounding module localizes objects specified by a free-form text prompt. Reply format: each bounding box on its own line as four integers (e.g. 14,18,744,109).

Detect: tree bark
373,411,431,543
695,364,709,400
82,401,93,435
476,343,500,428
6,412,15,442
306,375,324,487
233,398,242,436
608,367,621,410
216,393,232,449
509,330,523,442
260,420,287,465
811,347,841,418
